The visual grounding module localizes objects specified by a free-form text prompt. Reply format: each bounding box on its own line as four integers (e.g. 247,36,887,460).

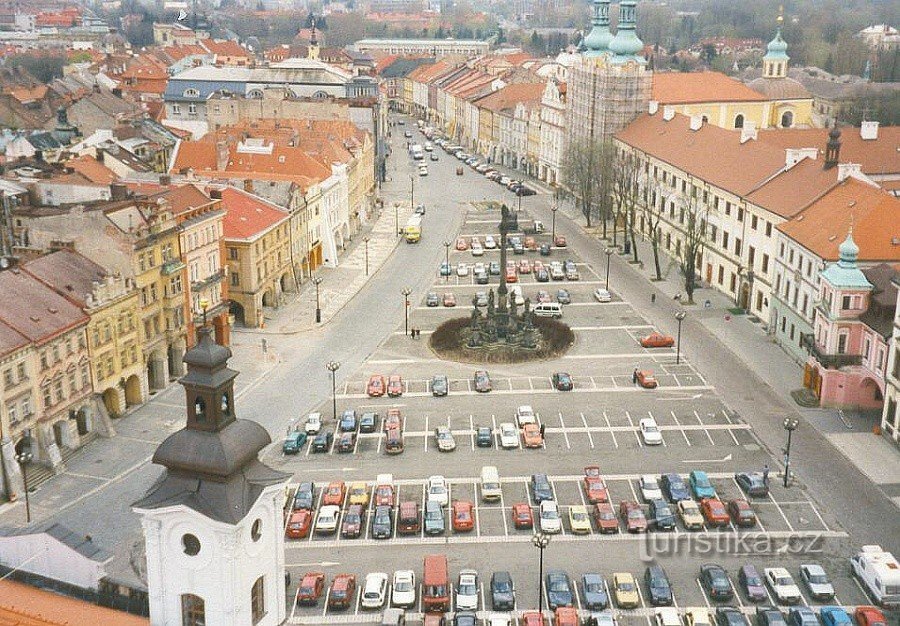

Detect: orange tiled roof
0,579,148,625
219,186,289,240
203,39,251,58
652,71,768,104
615,112,786,196
8,84,48,104
145,183,216,215
745,157,840,219
777,178,900,261
757,126,900,176
65,155,118,185
474,82,548,113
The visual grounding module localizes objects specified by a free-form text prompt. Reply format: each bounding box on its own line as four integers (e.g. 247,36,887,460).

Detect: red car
341,503,364,538
640,332,676,348
322,481,346,506
636,370,658,389
505,266,518,283
442,292,457,307
522,611,546,626
456,237,469,251
384,408,402,432
367,374,385,397
700,497,730,526
855,607,887,626
522,423,543,448
518,259,532,274
374,483,394,507
620,500,648,533
285,510,313,539
452,500,475,532
554,607,579,626
593,502,619,533
554,235,567,247
583,466,609,503
328,574,356,609
512,502,534,529
727,498,756,527
524,236,537,250
296,571,326,605
387,374,404,397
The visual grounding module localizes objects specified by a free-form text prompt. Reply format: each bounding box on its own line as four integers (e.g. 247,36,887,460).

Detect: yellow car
568,505,592,535
677,499,705,531
347,481,370,507
612,572,640,608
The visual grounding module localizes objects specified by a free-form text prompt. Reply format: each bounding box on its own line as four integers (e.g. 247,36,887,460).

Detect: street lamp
402,287,412,336
313,276,323,323
605,247,614,290
199,297,209,327
394,202,400,237
443,241,451,283
782,417,799,488
532,532,551,615
325,361,340,423
14,431,33,523
551,205,559,244
364,237,370,276
675,310,687,365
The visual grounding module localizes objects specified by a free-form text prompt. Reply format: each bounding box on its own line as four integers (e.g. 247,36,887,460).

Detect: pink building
805,231,898,410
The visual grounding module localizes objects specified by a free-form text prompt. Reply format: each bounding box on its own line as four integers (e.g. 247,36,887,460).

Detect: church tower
133,326,290,626
763,10,789,79
582,0,612,57
307,16,320,61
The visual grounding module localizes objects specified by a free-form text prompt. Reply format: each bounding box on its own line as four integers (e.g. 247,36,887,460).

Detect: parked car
539,500,562,533
689,470,717,499
311,431,333,452
367,375,386,397
456,570,479,611
583,466,609,503
304,413,322,434
516,404,537,426
440,262,452,276
372,505,393,539
426,292,440,307
640,418,664,445
552,371,574,391
523,423,544,448
735,472,769,498
649,499,676,531
593,502,619,533
427,475,449,506
728,499,757,527
531,473,554,502
383,408,402,432
661,473,691,502
678,499,705,530
555,235,567,247
387,375,404,397
474,370,492,392
594,288,612,302
699,564,734,600
457,262,470,277
362,572,389,609
757,608,788,626
315,505,340,534
717,608,748,626
738,565,767,603
336,431,356,452
452,500,475,532
443,292,457,307
489,261,501,275
293,482,315,510
423,500,445,535
296,571,326,605
568,505,592,534
339,409,358,432
620,500,648,533
323,481,346,506
636,370,659,389
391,570,417,608
854,607,887,626
613,572,639,608
490,571,516,610
499,422,519,449
765,568,801,604
285,509,313,538
435,426,457,452
640,332,676,348
640,475,664,501
657,608,683,626
341,504,363,538
547,571,574,609
787,608,820,626
700,498,731,527
328,574,357,609
645,565,674,606
582,573,609,610
359,412,377,433
282,431,307,454
347,482,369,506
476,426,493,447
819,608,851,626
798,564,834,601
512,502,534,529
456,237,469,251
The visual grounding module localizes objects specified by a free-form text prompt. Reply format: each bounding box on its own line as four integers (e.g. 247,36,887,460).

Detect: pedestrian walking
763,464,770,485
632,368,639,384
650,293,656,304
540,423,545,438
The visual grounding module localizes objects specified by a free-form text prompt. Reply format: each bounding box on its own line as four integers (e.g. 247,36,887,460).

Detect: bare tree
612,149,641,262
679,193,708,305
561,136,613,230
644,179,666,281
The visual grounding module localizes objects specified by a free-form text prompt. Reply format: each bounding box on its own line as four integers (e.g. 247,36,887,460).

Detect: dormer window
183,88,200,98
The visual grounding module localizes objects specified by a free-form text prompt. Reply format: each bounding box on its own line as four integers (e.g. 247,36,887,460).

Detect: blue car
546,570,573,609
339,409,358,432
439,262,452,276
660,473,691,502
582,573,608,610
789,608,820,626
282,431,307,454
689,470,717,499
819,608,851,626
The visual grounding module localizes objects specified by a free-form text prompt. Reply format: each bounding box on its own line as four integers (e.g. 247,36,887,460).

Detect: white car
656,608,682,626
516,405,537,427
456,569,479,610
484,235,497,249
361,572,388,609
590,612,618,626
315,505,340,534
594,288,612,302
474,262,486,275
639,475,663,502
488,615,513,626
391,570,416,608
435,426,457,452
304,412,322,434
471,243,484,257
639,417,663,445
457,263,470,277
427,475,449,506
539,500,562,534
765,567,802,604
499,422,519,449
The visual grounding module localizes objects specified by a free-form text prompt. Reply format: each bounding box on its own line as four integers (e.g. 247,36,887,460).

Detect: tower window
734,114,744,129
182,534,201,556
221,392,230,416
781,111,794,128
194,397,206,422
251,518,262,542
181,594,205,626
251,576,266,624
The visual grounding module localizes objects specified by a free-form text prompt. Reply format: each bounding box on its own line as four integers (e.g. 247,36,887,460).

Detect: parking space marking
559,411,571,449
423,415,429,452
767,493,795,532
581,412,595,449
604,411,619,448
469,414,475,451
810,502,831,532
694,410,716,446
696,579,712,608
336,384,715,400
625,411,643,447
672,411,691,446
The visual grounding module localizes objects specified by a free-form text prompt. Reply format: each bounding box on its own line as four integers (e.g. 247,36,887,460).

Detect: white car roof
640,418,657,426
320,505,339,515
366,572,388,586
766,567,790,577
642,475,657,483
393,570,413,581
518,405,534,413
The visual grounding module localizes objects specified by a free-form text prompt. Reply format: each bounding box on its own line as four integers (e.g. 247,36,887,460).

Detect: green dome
838,231,859,267
609,0,645,61
583,0,612,55
765,29,789,60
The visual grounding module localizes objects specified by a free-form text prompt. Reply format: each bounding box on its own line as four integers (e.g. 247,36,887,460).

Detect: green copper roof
765,29,789,60
583,0,613,57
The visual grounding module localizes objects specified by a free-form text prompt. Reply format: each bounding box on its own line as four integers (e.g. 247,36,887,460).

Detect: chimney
648,100,659,115
159,174,171,186
784,147,818,168
662,106,675,121
243,179,253,193
740,121,758,144
860,120,879,141
837,163,862,183
689,114,703,131
110,182,128,200
95,149,104,162
209,187,222,199
215,140,229,171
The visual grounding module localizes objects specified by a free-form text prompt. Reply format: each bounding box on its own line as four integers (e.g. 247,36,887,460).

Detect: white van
534,302,562,318
481,466,501,502
851,545,900,608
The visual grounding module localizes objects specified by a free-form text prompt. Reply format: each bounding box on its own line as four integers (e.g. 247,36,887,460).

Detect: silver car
435,426,456,452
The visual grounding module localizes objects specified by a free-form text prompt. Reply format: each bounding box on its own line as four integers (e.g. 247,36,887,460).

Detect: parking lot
268,136,870,625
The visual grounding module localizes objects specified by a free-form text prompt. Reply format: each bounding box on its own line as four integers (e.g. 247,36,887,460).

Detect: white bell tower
134,327,290,626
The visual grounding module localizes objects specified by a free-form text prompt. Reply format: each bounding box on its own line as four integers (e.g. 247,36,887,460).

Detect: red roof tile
0,579,148,625
219,186,289,240
652,71,768,104
0,269,88,344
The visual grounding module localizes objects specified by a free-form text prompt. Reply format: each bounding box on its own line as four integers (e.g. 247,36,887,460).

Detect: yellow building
746,28,814,129
23,249,145,420
218,186,292,328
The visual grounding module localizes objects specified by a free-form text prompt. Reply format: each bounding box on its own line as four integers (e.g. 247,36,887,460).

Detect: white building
538,79,566,186
882,276,900,445
353,38,489,57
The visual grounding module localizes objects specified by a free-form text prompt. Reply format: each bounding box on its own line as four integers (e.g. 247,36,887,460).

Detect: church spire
582,0,612,57
763,6,789,78
608,0,646,65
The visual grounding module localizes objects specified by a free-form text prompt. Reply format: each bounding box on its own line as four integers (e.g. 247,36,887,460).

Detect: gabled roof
473,82,545,113
745,157,840,219
652,71,768,104
615,112,786,196
23,249,108,309
65,154,118,185
777,178,900,261
0,269,88,343
757,126,900,176
145,183,216,215
219,186,289,240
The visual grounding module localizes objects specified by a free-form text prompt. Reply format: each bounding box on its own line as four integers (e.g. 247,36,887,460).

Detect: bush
429,316,574,364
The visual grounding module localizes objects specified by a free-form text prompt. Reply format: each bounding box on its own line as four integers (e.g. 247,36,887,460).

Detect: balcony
802,334,862,369
191,268,225,292
161,258,185,276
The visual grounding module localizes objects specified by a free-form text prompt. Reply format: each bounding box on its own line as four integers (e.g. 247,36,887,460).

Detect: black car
518,186,537,196
475,271,489,284
372,505,393,539
360,412,377,433
454,612,477,626
311,432,333,453
661,473,692,502
735,472,769,498
531,473,553,503
700,564,734,600
644,565,673,606
490,571,515,610
536,269,550,282
336,432,356,453
787,608,819,626
649,499,676,531
556,289,571,304
718,607,748,626
582,573,608,610
293,482,314,510
431,374,449,397
552,372,573,391
476,427,493,448
540,243,552,256
546,570,573,609
757,607,788,626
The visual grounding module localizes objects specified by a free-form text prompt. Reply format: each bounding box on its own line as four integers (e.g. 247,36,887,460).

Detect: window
172,104,181,115
751,215,758,230
251,577,266,624
730,273,737,293
43,386,52,408
231,273,240,286
181,594,205,626
718,266,724,285
734,114,744,129
3,369,13,388
842,295,852,310
781,111,794,128
7,404,16,425
737,208,744,222
766,222,772,237
762,254,770,274
183,88,200,98
837,333,848,354
16,363,25,380
725,202,731,216
735,238,742,256
188,103,197,115
228,247,238,260
722,232,729,250
21,397,31,416
748,247,756,268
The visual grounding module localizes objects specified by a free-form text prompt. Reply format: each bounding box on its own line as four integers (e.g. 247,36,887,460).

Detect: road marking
604,411,618,449
581,412,595,449
697,579,712,608
469,414,475,451
680,454,732,463
559,411,571,449
625,411,642,447
694,410,716,446
423,415,428,452
335,384,714,400
768,493,795,532
672,411,691,446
